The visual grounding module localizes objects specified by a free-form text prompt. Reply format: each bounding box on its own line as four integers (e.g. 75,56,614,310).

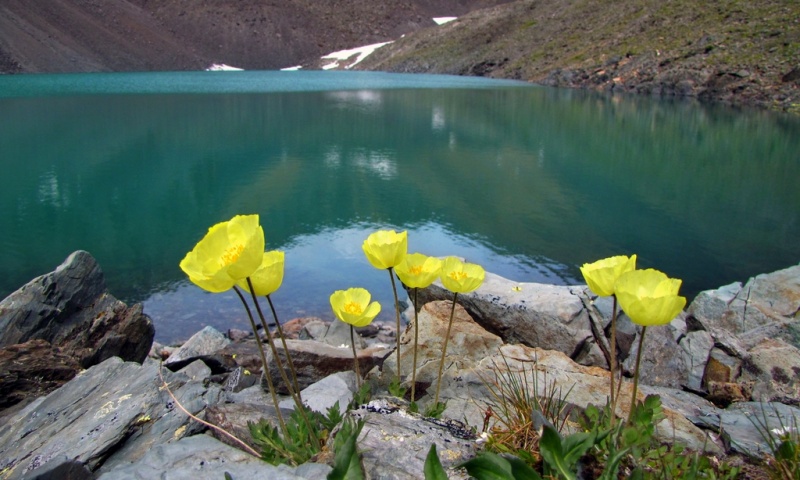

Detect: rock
348,400,477,479
715,402,800,457
226,328,251,342
321,318,366,349
280,371,357,415
621,317,689,389
18,456,92,480
740,338,800,402
380,300,503,396
0,357,223,479
264,339,391,394
298,319,328,340
96,434,330,480
687,264,800,344
0,251,154,368
280,317,323,339
413,272,606,367
165,325,231,372
704,347,742,385
0,339,81,416
221,366,259,393
435,344,721,453
679,330,714,391
205,402,285,452
783,67,800,83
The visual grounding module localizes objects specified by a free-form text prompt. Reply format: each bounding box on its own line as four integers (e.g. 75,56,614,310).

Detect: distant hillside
0,0,512,73
355,0,800,112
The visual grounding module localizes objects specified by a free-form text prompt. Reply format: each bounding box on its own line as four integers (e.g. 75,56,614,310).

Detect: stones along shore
1,251,799,478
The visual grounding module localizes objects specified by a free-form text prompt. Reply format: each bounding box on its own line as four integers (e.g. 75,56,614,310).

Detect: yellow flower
395,253,442,289
440,257,485,294
179,214,265,293
615,269,687,327
362,230,408,270
580,254,637,297
330,288,382,327
236,251,284,296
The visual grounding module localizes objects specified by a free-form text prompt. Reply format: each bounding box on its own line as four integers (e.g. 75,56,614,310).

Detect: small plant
327,417,366,480
750,403,800,479
248,401,343,466
478,350,573,463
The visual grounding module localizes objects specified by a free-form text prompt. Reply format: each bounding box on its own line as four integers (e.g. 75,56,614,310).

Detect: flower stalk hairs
362,229,407,387
614,268,686,424
580,254,636,425
395,253,442,404
433,257,485,408
330,288,381,388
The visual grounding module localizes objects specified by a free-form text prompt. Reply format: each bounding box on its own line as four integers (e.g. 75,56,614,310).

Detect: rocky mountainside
0,0,512,73
355,0,800,111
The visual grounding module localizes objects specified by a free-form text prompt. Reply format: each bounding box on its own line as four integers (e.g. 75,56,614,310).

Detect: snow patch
281,65,303,71
320,41,393,70
433,17,457,25
205,64,243,71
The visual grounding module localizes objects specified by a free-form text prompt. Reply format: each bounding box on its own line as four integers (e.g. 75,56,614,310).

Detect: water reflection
0,72,798,343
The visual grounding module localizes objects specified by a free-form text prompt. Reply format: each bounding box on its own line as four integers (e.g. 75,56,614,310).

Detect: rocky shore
1,251,799,478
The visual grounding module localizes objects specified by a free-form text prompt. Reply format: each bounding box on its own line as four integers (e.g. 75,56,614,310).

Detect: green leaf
423,445,449,480
506,455,543,480
328,419,365,480
459,452,515,480
538,425,577,480
560,431,596,465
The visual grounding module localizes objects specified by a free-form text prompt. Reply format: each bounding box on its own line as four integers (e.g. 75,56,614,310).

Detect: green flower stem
434,292,458,407
609,294,618,428
350,325,362,389
388,267,402,385
628,325,648,425
233,285,288,437
265,294,303,400
411,288,419,402
246,279,320,447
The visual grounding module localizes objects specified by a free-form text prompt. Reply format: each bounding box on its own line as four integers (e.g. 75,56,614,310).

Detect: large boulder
0,251,154,368
0,357,223,480
411,272,607,367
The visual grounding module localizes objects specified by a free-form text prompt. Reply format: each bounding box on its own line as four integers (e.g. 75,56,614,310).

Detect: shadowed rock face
0,251,155,418
0,250,154,368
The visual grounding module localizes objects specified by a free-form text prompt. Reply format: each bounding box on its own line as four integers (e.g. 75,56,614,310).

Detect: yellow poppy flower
362,230,408,270
615,269,687,327
395,253,442,289
330,288,382,327
440,257,485,294
580,254,637,297
179,214,265,293
236,250,284,296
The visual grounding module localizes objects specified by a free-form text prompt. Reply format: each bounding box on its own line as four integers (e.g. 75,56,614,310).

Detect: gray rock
321,318,366,349
0,250,154,368
165,326,231,372
0,357,222,479
435,344,721,453
716,402,800,457
379,300,504,396
679,330,714,391
264,339,391,394
298,319,328,341
740,338,800,402
348,401,477,480
621,318,689,389
96,434,329,480
204,402,285,452
413,273,606,367
280,371,357,415
18,456,92,480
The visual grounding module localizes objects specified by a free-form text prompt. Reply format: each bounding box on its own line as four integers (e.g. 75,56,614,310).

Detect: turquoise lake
1,70,798,343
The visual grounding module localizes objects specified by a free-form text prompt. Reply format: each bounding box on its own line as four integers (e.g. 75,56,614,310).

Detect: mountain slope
356,0,800,111
0,0,513,73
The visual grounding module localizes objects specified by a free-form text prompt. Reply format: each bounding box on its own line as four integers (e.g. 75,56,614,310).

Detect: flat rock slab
350,400,478,480
0,357,222,480
96,434,331,480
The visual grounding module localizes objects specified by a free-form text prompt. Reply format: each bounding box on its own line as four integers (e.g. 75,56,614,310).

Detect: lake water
1,70,798,343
